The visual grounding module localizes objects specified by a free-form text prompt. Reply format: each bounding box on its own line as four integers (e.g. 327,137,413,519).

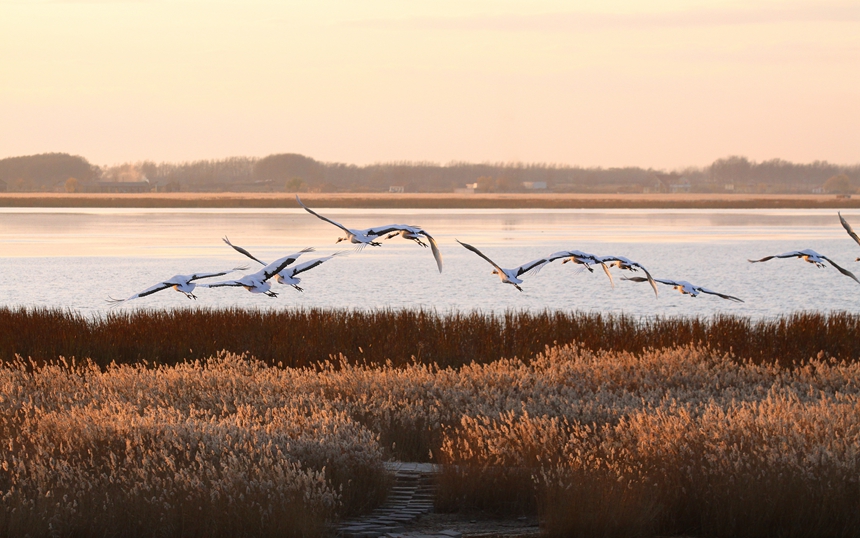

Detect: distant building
388,185,405,193
669,178,691,193
522,181,547,190
454,182,477,194
643,178,665,194
724,183,735,191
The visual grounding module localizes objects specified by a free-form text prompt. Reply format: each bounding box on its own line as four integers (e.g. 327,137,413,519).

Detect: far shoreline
1,192,859,209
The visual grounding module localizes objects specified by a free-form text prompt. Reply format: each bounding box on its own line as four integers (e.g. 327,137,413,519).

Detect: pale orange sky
1,0,858,169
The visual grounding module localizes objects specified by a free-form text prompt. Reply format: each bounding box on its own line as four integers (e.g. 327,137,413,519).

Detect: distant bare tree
823,174,853,194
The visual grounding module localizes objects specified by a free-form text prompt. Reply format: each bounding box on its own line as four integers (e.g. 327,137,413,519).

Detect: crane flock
108,203,860,305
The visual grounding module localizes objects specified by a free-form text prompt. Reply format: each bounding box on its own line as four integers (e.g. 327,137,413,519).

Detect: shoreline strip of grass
2,307,858,368
2,192,860,209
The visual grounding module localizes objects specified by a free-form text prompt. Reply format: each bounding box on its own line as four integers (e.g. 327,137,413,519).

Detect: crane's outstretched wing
426,234,443,273
839,212,860,247
287,252,347,277
188,266,248,281
822,256,860,284
597,262,614,288
748,251,805,263
258,249,315,281
370,225,444,272
223,236,267,266
457,239,505,274
697,287,745,303
546,250,574,262
515,258,550,277
601,256,658,298
201,280,243,288
296,195,352,235
364,224,410,237
107,281,174,304
623,276,677,288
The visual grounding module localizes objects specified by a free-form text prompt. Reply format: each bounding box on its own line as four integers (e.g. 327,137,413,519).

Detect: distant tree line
2,152,859,194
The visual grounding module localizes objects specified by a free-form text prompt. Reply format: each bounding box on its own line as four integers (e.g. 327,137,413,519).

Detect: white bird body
748,248,860,284
838,212,860,261
223,236,340,292
203,252,310,297
371,224,443,272
108,267,246,303
624,276,743,302
296,195,383,248
458,239,548,292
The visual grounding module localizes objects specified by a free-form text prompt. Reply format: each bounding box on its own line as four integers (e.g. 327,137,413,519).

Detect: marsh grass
3,307,860,537
2,307,859,369
0,354,388,538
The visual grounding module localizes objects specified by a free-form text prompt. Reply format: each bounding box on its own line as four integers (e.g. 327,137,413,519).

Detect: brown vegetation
2,345,859,537
2,307,860,370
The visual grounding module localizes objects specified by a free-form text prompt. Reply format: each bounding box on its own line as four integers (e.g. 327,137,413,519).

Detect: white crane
107,266,246,304
458,240,549,292
546,250,613,286
838,212,860,261
623,276,744,302
748,249,860,284
222,236,342,292
276,254,346,292
595,255,659,298
202,251,314,297
373,224,443,272
296,195,384,249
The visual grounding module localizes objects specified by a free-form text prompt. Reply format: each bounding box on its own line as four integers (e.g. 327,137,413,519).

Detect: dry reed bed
0,355,388,538
3,307,860,368
3,346,859,537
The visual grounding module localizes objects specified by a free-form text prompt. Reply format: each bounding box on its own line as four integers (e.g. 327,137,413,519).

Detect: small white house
388,185,405,193
669,178,691,193
522,181,547,190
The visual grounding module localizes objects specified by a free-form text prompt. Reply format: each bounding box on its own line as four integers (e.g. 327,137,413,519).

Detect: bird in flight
222,236,342,292
108,266,246,304
595,255,659,298
458,240,549,292
203,251,314,297
623,276,743,302
748,249,860,285
838,212,860,261
372,224,443,272
276,254,346,292
296,195,384,249
546,250,614,286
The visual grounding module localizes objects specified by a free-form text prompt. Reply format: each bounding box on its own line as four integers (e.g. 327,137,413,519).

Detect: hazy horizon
2,0,858,169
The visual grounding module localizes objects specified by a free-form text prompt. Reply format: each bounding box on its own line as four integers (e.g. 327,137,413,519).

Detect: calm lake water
1,207,859,318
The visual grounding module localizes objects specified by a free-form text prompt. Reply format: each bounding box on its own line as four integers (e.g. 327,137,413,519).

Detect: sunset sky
1,0,858,169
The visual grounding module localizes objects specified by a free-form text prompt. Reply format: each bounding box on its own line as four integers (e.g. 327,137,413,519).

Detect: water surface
2,208,859,318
